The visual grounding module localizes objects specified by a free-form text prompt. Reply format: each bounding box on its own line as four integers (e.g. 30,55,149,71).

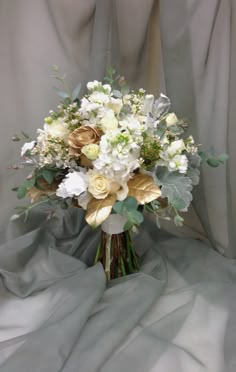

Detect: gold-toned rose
68,126,101,157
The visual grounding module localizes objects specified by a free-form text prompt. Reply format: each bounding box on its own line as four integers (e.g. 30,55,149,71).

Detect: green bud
44,116,53,124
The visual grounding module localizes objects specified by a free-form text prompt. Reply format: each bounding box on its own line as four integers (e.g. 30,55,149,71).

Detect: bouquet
12,67,227,280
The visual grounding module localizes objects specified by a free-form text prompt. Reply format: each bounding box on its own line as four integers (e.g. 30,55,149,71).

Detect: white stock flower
87,80,100,91
80,97,100,114
89,91,110,104
119,116,144,137
107,97,123,114
56,171,88,198
103,84,112,94
44,118,69,141
168,154,188,173
21,141,36,156
100,110,118,133
93,130,141,180
166,113,179,127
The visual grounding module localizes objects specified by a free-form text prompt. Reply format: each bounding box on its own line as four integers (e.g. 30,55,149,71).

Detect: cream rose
87,170,129,200
166,113,179,127
87,171,111,199
81,144,100,160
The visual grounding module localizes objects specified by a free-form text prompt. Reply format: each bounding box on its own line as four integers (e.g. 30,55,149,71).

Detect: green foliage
41,169,54,184
104,67,116,86
199,149,228,167
187,167,200,186
51,65,73,102
72,83,81,101
155,166,193,211
16,176,36,199
141,138,161,168
113,196,144,229
174,214,184,227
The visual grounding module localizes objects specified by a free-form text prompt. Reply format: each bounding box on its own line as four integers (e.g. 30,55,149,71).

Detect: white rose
81,144,100,160
168,139,186,157
21,140,36,156
56,171,88,198
166,113,179,127
100,111,118,133
44,118,69,141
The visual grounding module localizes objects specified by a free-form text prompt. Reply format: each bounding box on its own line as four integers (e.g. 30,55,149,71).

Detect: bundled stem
95,229,139,280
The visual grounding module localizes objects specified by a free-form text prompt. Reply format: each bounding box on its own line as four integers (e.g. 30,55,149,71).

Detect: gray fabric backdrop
0,0,210,247
1,1,236,371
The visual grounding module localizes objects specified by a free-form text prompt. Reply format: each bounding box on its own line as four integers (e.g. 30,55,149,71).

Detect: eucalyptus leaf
42,169,55,184
113,201,125,214
187,153,201,168
12,187,19,192
10,214,20,221
12,135,21,141
187,167,200,186
112,90,122,98
124,196,138,211
24,176,36,189
21,131,30,139
174,214,184,227
72,83,81,101
155,166,193,211
207,158,220,167
17,186,27,199
53,86,70,99
124,220,134,231
130,210,144,224
218,153,229,163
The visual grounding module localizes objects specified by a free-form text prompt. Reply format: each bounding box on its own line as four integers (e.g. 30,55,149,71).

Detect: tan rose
87,171,111,199
68,126,101,156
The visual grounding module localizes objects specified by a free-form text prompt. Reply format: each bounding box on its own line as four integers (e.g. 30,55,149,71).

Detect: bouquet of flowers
12,67,227,279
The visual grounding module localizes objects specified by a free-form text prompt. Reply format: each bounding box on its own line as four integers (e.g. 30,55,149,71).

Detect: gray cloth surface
160,0,236,256
1,2,236,371
0,209,236,372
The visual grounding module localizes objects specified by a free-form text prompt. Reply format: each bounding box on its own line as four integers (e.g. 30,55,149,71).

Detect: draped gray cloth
1,210,236,372
1,1,236,371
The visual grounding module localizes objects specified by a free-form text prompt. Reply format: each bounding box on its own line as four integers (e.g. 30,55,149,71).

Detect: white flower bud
166,112,179,127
